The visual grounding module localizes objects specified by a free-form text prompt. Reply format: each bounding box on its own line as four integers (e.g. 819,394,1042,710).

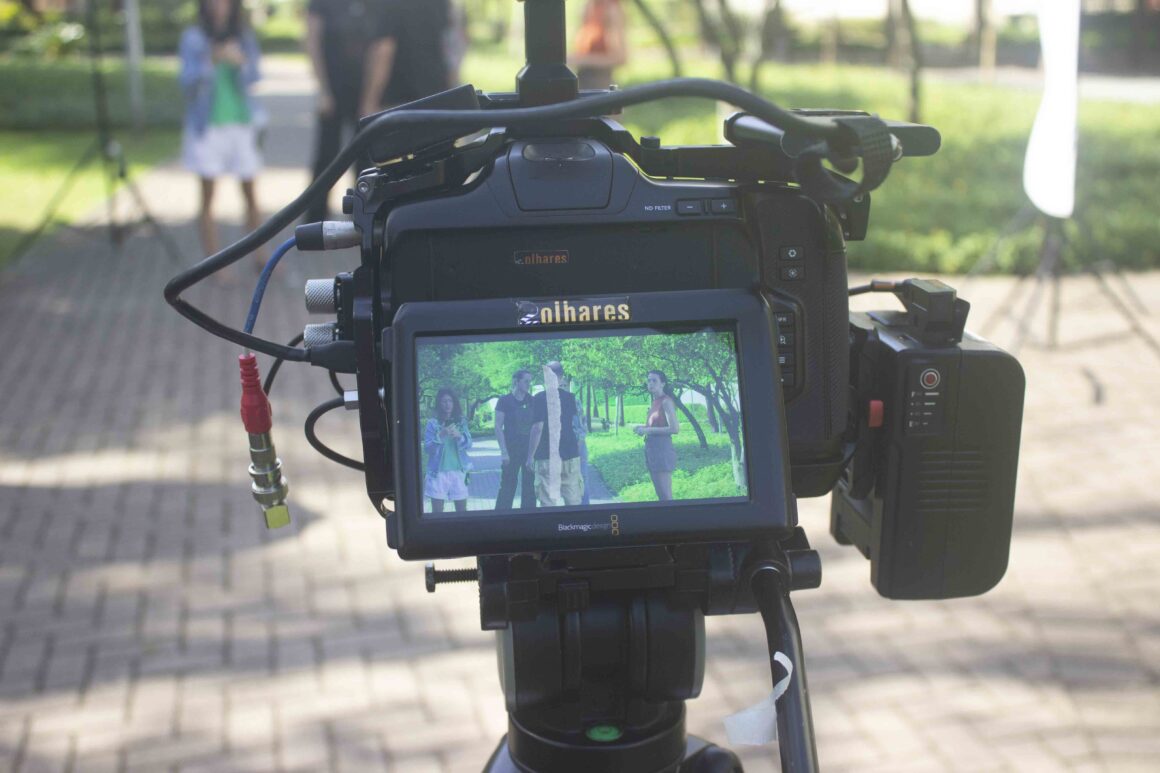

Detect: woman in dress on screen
634,370,680,501
423,387,473,512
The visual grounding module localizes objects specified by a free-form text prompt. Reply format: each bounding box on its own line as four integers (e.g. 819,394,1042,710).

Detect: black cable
328,370,345,396
848,279,898,296
164,78,858,357
305,397,366,471
263,333,305,396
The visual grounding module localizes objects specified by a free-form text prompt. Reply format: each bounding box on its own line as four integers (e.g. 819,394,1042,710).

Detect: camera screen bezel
388,289,793,559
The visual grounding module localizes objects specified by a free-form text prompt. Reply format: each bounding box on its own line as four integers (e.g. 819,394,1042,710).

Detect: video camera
165,1,1025,769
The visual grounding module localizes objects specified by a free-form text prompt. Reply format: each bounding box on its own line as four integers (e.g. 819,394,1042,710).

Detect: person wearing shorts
423,387,473,512
179,0,266,265
634,369,679,501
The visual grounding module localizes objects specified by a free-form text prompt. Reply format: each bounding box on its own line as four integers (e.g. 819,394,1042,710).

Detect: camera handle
460,537,820,773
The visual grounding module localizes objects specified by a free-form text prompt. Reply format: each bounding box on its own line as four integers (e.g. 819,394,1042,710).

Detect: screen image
414,326,748,515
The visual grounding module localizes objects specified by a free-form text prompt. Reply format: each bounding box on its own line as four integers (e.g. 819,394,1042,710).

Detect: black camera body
349,131,854,509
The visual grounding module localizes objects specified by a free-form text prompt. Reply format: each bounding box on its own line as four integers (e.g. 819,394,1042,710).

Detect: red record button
920,368,941,389
868,399,884,428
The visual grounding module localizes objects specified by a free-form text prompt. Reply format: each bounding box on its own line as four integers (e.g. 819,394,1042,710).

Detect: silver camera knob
303,322,337,349
304,278,338,314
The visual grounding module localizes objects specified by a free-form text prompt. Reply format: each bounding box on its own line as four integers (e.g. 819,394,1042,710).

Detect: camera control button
780,246,802,260
774,311,795,329
780,265,805,281
920,368,941,389
677,200,703,215
779,370,796,388
710,198,738,214
777,332,792,348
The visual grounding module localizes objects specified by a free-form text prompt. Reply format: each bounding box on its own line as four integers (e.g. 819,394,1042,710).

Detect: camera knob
304,278,338,314
303,322,337,348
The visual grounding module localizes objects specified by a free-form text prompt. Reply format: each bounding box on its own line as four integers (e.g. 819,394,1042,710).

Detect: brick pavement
0,58,1158,772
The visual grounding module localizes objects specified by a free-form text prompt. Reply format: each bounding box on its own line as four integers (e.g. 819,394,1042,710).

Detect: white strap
723,651,793,746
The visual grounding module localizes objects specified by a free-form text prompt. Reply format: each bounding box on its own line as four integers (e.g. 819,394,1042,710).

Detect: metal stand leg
978,214,1158,361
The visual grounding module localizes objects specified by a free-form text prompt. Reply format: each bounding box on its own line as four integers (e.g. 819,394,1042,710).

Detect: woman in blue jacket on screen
423,387,473,513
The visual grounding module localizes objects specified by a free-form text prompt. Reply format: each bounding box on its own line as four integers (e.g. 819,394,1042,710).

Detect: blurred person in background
304,0,390,223
445,0,469,88
179,0,266,265
306,0,453,223
571,0,627,90
362,0,453,112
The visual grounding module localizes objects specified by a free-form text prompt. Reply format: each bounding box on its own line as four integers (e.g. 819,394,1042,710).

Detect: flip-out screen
386,289,791,559
414,326,749,516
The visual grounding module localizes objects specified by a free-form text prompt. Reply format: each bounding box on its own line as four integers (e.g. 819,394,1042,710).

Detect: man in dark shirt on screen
494,369,536,510
304,0,451,223
525,362,585,507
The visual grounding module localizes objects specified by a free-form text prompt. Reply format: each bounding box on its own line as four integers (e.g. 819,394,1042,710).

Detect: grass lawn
461,47,1160,273
0,56,181,266
584,402,745,503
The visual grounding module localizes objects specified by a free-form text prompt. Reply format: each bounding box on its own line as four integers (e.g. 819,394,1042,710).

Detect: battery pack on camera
831,279,1025,599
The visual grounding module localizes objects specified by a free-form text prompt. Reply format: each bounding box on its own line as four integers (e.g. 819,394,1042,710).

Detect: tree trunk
749,0,786,92
885,2,898,66
616,390,625,427
468,393,501,422
690,0,737,82
671,393,709,450
706,373,745,487
893,0,923,123
604,390,610,424
974,0,996,76
716,0,745,79
688,383,745,487
586,384,593,430
706,400,719,433
821,14,839,65
632,0,683,78
1132,0,1149,72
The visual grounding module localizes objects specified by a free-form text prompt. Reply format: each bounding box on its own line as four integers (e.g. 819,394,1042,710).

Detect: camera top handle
163,0,926,369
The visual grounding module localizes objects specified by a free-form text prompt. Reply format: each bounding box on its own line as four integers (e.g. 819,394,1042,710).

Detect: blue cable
244,236,297,336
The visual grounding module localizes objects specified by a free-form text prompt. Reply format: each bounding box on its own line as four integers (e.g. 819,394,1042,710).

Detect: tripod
427,532,822,773
6,0,183,266
972,209,1158,361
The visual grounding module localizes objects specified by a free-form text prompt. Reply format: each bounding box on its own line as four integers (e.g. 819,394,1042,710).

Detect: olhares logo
514,250,569,266
517,298,632,326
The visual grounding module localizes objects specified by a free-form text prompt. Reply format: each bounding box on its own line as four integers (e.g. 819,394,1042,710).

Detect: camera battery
832,320,1025,599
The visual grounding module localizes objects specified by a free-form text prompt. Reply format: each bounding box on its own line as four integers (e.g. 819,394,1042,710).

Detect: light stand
6,0,183,265
968,0,1157,361
974,211,1158,359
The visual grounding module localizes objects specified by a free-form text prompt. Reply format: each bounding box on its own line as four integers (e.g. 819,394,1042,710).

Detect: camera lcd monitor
413,325,749,516
387,289,791,559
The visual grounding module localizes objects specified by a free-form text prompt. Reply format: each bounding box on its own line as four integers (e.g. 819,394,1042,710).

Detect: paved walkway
0,58,1158,772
